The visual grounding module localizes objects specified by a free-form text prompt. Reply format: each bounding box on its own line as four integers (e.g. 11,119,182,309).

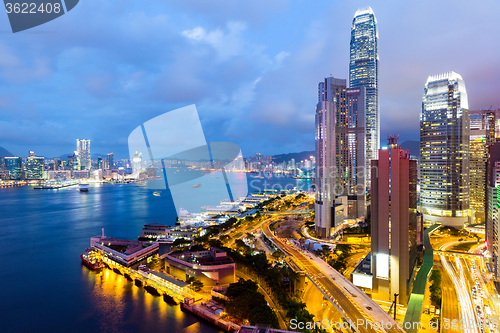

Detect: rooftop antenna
101,228,106,239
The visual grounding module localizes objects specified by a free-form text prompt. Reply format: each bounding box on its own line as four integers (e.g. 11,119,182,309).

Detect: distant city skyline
1,1,500,158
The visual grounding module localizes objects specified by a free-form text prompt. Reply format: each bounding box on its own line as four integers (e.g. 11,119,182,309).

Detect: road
262,221,404,333
440,241,479,333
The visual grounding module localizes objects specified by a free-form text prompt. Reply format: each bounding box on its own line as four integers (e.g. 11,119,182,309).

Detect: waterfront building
315,77,366,237
132,151,142,174
76,139,91,170
25,151,45,180
106,153,114,170
420,72,470,228
371,136,417,306
90,234,159,267
486,142,500,279
138,223,169,241
4,157,22,180
470,110,499,223
72,170,90,179
47,170,72,180
97,156,103,170
350,7,379,187
163,248,235,286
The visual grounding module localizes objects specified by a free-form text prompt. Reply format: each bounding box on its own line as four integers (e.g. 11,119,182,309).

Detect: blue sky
0,0,499,158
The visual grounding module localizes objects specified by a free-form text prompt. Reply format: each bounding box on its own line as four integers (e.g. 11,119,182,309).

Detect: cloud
182,21,247,61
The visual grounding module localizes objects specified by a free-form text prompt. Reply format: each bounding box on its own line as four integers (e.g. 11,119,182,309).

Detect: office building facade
26,154,45,180
76,139,91,170
4,157,22,180
350,7,379,187
420,72,470,228
371,137,417,305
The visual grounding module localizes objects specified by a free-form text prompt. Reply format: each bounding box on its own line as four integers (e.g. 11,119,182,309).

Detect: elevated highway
261,221,405,333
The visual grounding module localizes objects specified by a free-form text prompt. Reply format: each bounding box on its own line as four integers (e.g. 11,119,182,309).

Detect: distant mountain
0,146,14,158
272,151,315,164
400,140,420,158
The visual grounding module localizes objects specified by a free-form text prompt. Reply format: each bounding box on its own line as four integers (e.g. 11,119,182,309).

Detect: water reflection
81,266,222,333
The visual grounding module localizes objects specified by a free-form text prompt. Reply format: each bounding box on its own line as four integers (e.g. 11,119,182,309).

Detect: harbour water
0,173,312,333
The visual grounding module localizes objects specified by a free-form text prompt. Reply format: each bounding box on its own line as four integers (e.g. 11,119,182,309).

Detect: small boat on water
79,181,89,192
153,191,161,196
80,249,103,270
192,184,201,188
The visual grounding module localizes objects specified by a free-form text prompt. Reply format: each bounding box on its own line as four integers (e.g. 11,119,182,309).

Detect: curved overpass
261,221,405,333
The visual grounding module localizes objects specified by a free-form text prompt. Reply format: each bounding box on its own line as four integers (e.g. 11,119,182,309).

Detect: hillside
0,146,14,158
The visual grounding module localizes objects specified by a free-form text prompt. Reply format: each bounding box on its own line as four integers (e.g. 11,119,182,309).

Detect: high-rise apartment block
350,7,379,187
420,72,470,228
106,153,114,170
486,142,500,279
132,151,143,174
371,137,417,306
76,139,91,170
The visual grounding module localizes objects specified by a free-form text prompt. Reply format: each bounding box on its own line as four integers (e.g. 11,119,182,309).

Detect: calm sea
0,173,312,333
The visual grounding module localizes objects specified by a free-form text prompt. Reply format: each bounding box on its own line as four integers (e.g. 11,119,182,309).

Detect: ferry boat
153,191,161,196
80,249,103,270
79,182,90,192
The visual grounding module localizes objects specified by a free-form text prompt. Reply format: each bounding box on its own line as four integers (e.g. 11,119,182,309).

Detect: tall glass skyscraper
349,7,379,186
420,72,470,227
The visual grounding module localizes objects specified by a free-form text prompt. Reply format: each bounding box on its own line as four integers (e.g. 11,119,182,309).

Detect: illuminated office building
76,139,91,170
420,72,470,228
371,137,417,306
469,110,498,223
350,7,379,187
315,77,366,237
4,157,22,180
487,142,500,279
26,152,45,180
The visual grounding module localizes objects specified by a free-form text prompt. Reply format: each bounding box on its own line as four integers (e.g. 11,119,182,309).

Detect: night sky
0,0,499,158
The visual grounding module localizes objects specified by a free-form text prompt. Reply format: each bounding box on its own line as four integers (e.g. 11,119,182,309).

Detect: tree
209,239,223,249
249,305,278,327
186,276,204,292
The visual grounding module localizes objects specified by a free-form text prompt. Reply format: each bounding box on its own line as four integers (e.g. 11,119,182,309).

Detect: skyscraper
486,141,500,279
371,137,417,306
26,151,45,180
350,7,379,187
107,153,114,170
77,139,91,170
132,151,143,173
4,157,22,180
420,72,470,227
315,77,366,237
469,110,498,223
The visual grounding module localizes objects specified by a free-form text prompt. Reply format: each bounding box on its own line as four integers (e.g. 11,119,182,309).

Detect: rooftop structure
91,232,158,267
164,248,235,286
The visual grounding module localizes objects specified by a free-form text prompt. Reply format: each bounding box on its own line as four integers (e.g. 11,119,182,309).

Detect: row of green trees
429,269,442,307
